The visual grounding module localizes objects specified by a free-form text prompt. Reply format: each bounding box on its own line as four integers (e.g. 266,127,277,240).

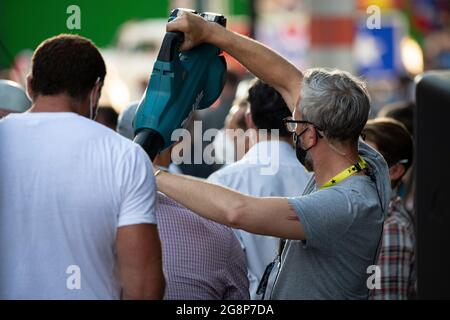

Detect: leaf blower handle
134,8,226,162
134,31,184,161
157,32,185,62
134,128,164,161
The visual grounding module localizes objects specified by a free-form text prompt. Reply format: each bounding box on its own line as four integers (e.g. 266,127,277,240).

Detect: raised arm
156,171,305,240
167,11,303,111
158,12,306,240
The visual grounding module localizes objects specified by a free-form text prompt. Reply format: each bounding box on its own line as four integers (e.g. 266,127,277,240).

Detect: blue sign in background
356,18,405,79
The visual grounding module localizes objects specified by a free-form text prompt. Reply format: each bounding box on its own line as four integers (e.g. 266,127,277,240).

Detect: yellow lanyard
320,156,367,189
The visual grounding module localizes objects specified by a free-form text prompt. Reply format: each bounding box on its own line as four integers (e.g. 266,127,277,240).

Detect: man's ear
91,79,103,103
26,74,34,100
389,163,406,182
303,126,318,147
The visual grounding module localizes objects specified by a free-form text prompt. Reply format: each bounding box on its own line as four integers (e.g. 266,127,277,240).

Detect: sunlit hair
300,68,371,142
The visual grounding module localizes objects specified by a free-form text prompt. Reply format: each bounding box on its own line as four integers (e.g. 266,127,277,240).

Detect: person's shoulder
339,174,377,198
310,180,374,213
207,161,248,183
210,152,309,182
358,140,385,163
383,213,415,249
157,192,187,210
208,156,282,181
359,141,390,182
385,209,414,230
339,179,382,217
65,114,119,138
79,118,143,153
188,208,234,238
75,116,117,136
301,185,352,211
331,178,386,226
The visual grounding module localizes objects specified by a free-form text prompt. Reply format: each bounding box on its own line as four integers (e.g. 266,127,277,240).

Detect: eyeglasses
283,117,323,133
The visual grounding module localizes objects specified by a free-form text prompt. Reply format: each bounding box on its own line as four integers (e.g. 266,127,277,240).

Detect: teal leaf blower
133,8,227,161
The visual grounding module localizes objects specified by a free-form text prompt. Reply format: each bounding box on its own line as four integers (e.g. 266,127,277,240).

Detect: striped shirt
156,193,249,300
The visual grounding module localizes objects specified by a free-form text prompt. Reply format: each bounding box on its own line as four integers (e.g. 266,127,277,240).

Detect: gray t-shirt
265,141,391,300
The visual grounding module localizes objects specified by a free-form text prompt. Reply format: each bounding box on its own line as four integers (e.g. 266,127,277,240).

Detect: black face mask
294,125,324,169
294,128,312,166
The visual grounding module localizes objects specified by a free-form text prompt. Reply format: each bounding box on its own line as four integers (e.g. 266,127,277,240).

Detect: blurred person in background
363,118,416,300
0,79,31,117
377,101,414,136
116,101,137,141
196,71,240,132
0,34,164,300
213,97,251,166
117,109,249,300
378,101,415,214
208,79,311,299
178,71,241,178
95,106,118,131
156,192,249,300
424,9,450,70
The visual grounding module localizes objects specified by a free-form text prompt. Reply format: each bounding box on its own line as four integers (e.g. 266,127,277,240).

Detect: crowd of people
0,11,418,300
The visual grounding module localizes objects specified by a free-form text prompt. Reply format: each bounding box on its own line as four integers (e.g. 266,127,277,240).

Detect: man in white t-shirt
0,34,165,300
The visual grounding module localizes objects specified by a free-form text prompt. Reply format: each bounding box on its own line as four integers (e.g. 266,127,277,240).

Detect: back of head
300,68,371,143
224,99,248,131
0,80,31,112
248,79,291,137
30,34,106,101
362,117,413,171
377,101,414,135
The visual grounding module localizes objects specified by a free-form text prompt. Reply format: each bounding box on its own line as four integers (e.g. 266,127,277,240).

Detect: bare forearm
156,171,247,227
156,172,305,240
208,23,302,110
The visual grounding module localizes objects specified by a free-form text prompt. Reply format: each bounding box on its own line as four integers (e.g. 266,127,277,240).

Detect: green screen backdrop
0,0,251,68
0,0,170,68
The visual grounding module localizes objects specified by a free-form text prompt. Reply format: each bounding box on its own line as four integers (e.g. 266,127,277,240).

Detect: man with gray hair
153,12,391,299
208,79,311,299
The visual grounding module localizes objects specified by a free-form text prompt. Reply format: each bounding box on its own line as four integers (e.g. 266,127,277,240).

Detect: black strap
256,261,276,296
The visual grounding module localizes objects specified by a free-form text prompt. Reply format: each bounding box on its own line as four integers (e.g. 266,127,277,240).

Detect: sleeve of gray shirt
287,187,355,252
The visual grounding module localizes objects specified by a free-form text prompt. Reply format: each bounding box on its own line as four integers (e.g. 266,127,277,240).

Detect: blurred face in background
224,102,250,161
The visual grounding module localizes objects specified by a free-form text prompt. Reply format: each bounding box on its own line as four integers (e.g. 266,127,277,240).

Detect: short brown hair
30,34,106,100
362,118,413,171
248,79,291,137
